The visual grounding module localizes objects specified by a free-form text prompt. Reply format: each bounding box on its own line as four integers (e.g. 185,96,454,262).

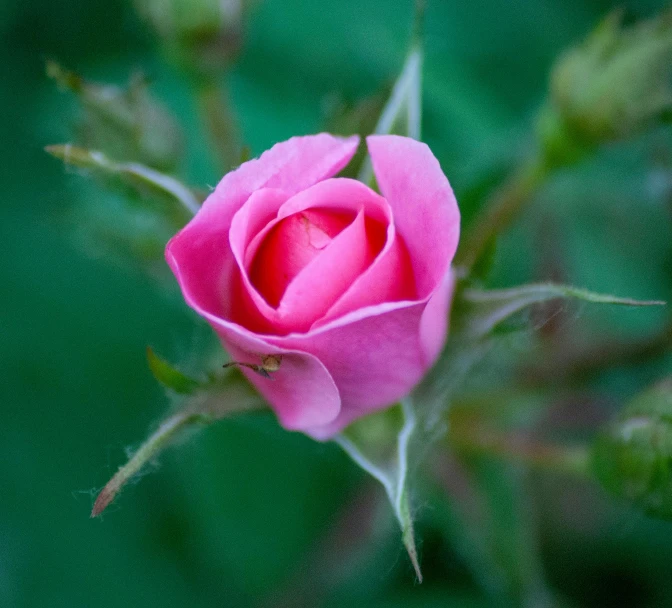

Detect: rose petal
272,209,379,332
269,266,456,439
166,135,360,430
317,223,416,326
276,177,389,224
166,134,360,320
248,208,354,307
229,188,291,268
166,269,342,429
264,298,437,439
420,267,456,364
367,135,460,297
228,178,390,333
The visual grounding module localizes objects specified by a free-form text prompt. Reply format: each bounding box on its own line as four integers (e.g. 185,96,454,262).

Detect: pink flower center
247,207,388,315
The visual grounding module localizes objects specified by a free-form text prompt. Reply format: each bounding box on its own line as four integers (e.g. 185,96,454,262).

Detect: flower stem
523,319,672,385
195,76,240,173
449,426,592,478
455,153,551,273
91,409,208,517
412,0,426,46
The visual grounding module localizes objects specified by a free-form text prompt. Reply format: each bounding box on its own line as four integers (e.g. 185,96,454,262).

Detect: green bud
539,10,672,161
593,378,672,518
47,62,183,172
134,0,254,75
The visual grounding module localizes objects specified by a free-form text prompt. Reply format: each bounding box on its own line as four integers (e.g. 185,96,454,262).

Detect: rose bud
166,134,460,439
593,378,672,519
539,9,672,163
46,62,183,172
133,0,254,74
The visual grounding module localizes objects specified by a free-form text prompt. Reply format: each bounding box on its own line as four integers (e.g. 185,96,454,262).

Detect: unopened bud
47,62,183,172
134,0,254,74
592,378,672,518
538,10,672,164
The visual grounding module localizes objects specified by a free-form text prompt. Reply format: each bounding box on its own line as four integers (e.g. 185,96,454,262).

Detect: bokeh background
2,0,672,606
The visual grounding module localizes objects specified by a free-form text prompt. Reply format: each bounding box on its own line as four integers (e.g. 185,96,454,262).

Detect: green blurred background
2,0,672,606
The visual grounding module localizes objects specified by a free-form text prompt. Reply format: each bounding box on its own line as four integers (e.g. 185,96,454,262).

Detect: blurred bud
47,62,183,172
134,0,254,75
538,10,672,165
593,378,672,518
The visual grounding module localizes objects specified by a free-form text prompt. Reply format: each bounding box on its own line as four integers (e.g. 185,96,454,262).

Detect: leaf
45,144,201,217
336,280,665,579
146,346,200,394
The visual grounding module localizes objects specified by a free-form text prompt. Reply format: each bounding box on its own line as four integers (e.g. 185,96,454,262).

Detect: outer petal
166,134,360,319
266,284,455,440
367,135,460,298
420,267,456,364
217,327,341,431
167,260,341,430
166,134,360,431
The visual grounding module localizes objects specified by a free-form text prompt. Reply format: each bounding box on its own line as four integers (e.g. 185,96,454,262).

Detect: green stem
412,0,426,46
195,76,240,173
449,427,592,478
455,154,551,273
91,409,208,517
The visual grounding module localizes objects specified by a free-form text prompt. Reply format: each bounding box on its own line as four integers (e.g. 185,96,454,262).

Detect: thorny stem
91,409,208,517
455,153,551,273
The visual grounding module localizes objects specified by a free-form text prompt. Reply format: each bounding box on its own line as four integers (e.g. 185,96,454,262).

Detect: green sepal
337,279,664,578
146,347,200,394
45,144,200,218
357,36,423,186
336,401,422,581
457,282,664,339
92,365,265,517
47,62,183,172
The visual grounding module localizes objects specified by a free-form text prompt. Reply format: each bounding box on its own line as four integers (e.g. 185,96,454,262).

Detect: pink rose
166,134,460,439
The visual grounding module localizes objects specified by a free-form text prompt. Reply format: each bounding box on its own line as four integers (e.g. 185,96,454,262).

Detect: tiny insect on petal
223,354,283,380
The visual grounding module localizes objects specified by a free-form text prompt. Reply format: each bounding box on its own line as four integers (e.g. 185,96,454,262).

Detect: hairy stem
196,77,240,173
91,409,208,517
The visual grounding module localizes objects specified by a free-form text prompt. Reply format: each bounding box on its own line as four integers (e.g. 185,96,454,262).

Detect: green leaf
146,346,200,394
45,144,201,217
336,280,665,579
